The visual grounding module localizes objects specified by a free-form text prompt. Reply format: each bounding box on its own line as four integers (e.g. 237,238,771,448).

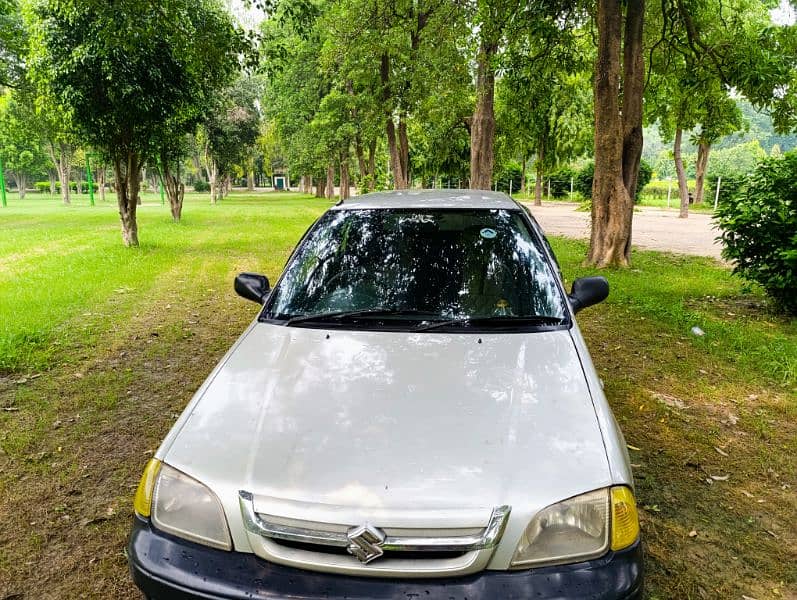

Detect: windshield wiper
284,308,439,327
413,315,567,332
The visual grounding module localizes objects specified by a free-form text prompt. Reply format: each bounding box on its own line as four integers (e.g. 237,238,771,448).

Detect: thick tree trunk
387,118,409,189
325,163,335,199
315,176,325,198
48,170,56,196
586,0,634,268
470,39,497,190
113,151,141,247
534,161,544,206
694,142,711,204
520,156,527,195
674,128,690,219
621,0,645,205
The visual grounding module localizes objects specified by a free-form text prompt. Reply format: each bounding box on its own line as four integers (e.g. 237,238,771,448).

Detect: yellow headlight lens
610,486,640,550
133,458,162,517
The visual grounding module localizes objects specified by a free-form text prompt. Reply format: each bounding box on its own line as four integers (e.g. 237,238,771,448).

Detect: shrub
574,162,594,199
547,166,576,198
35,181,53,193
494,161,522,194
194,180,210,192
574,160,652,203
715,152,797,315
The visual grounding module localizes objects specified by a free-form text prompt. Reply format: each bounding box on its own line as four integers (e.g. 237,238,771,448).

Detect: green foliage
29,0,240,166
0,0,26,88
194,180,210,192
548,166,576,198
494,161,522,194
574,162,594,198
574,160,652,202
715,152,797,314
0,92,50,179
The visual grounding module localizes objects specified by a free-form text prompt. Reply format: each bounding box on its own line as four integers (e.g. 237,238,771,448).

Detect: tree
29,0,241,245
0,91,49,199
202,77,262,204
0,0,25,88
587,0,644,267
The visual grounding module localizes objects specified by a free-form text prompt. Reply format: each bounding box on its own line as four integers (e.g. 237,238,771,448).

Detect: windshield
264,208,568,329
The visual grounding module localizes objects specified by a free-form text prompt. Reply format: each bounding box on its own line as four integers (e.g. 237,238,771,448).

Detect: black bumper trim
128,516,643,599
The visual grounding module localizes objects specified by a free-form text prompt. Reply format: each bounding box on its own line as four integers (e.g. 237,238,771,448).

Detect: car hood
162,323,611,526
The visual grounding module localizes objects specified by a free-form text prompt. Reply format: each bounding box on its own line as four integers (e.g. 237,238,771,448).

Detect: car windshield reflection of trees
265,209,567,329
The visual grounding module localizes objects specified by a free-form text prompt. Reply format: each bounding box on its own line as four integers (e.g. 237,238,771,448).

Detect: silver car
128,190,642,599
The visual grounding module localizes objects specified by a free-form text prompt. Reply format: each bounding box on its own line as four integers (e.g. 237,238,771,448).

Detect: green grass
0,191,333,374
0,191,794,598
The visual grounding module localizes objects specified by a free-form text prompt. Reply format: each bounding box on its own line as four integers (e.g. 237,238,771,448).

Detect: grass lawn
0,191,795,598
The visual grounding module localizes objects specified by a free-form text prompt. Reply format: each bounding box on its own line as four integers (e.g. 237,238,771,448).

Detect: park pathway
522,201,723,260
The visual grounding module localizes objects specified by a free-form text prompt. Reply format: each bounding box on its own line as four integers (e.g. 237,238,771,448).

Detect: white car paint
151,191,634,578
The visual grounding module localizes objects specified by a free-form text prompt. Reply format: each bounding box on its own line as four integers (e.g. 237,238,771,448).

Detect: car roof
330,189,519,210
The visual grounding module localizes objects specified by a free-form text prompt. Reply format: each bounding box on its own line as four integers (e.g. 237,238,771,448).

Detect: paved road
523,202,723,260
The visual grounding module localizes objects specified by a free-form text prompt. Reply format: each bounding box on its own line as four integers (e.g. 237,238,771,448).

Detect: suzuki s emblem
346,523,386,564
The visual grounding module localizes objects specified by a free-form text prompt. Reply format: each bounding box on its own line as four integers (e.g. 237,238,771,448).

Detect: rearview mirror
234,272,270,304
568,276,609,313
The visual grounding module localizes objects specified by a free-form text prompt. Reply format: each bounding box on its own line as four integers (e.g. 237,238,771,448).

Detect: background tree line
1,0,797,271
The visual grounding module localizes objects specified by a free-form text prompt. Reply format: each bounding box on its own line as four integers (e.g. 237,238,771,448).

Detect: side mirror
234,272,270,305
568,276,609,314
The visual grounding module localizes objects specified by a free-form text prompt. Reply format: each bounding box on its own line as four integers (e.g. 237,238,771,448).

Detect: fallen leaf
627,444,641,451
688,530,698,537
714,447,729,457
711,474,730,481
765,530,779,539
2,407,19,412
743,595,760,600
740,490,754,498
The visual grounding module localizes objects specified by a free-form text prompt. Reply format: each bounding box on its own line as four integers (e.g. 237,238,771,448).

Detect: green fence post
86,153,95,206
0,157,7,208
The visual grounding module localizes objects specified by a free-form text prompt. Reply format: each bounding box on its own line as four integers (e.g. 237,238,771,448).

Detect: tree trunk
621,0,645,204
694,142,711,204
520,156,527,195
386,117,409,189
355,136,368,193
113,151,141,247
163,170,185,222
367,139,377,191
13,173,26,199
534,161,544,206
48,170,56,196
247,163,255,192
325,163,335,199
54,143,72,205
470,39,497,190
674,128,690,219
339,153,350,200
315,175,325,198
586,0,634,268
208,161,219,204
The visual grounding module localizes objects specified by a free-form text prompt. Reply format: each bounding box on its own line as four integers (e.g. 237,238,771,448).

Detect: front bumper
128,516,643,600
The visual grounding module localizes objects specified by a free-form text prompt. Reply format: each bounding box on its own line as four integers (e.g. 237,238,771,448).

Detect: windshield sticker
480,228,497,239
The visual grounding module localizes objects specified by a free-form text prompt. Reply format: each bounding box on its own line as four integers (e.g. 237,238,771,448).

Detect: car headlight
510,486,639,568
134,460,232,551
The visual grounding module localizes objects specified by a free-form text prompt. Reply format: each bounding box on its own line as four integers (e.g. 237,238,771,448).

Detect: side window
523,208,563,283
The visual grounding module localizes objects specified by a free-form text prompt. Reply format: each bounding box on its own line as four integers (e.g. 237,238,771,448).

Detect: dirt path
523,202,724,260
